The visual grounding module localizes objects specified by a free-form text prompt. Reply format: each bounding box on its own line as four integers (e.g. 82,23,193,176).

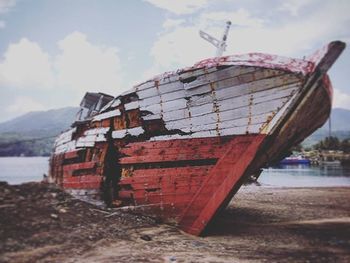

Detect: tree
314,136,340,151
340,139,350,153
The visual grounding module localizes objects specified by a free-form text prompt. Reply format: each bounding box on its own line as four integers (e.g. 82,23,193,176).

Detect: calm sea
0,157,49,184
1,157,350,187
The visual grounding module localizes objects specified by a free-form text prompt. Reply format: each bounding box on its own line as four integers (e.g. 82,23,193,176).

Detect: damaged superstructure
49,22,345,235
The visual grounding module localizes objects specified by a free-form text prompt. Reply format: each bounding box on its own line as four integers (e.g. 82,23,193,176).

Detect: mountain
0,107,349,156
0,107,78,156
302,108,350,146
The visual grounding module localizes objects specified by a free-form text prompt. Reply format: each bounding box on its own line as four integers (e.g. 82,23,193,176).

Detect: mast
199,21,232,57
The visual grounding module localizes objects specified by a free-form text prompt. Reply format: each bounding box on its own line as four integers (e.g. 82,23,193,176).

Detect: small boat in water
49,22,345,236
280,156,311,165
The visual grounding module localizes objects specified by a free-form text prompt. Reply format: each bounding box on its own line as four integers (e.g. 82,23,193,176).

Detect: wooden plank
119,172,209,186
178,66,218,81
178,135,266,235
111,126,144,139
183,66,257,90
166,112,268,133
132,166,212,177
55,140,77,154
64,150,82,160
135,66,218,93
215,74,301,101
185,69,287,97
63,177,101,188
55,128,77,146
187,81,298,108
92,109,121,122
123,136,232,151
128,126,145,136
124,101,139,111
84,127,110,136
119,151,219,164
157,81,184,95
120,143,228,159
140,98,188,114
62,161,96,173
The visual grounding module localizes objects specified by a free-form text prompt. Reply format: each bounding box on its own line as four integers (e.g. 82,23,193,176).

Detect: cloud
144,8,267,76
199,9,264,28
279,0,316,16
6,96,45,115
333,88,350,110
0,0,16,14
0,32,123,97
162,18,186,30
0,32,123,121
140,26,214,81
147,1,350,76
55,31,122,96
0,20,5,28
144,0,209,15
0,38,54,89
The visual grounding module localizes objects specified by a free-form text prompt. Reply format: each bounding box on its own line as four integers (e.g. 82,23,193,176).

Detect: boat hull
49,41,345,235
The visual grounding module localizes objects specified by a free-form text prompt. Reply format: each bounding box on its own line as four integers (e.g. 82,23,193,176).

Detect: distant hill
0,106,349,156
303,108,350,146
0,107,78,156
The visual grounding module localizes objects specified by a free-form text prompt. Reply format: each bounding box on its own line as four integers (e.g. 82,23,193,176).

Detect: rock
140,234,152,241
59,208,67,213
50,213,59,219
0,181,8,187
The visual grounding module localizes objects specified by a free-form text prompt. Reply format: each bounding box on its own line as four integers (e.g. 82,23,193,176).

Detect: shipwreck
49,22,345,235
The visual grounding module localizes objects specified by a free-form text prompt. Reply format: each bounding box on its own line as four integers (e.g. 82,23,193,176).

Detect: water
0,157,350,187
259,164,350,187
0,157,49,184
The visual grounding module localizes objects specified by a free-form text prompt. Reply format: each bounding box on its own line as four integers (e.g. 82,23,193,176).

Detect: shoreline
1,182,350,262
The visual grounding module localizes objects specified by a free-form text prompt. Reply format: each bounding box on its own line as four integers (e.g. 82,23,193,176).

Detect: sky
0,0,349,123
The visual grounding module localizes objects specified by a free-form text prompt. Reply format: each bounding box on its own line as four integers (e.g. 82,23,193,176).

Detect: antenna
199,21,232,57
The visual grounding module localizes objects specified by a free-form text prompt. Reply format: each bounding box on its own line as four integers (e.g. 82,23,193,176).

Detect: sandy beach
1,182,349,262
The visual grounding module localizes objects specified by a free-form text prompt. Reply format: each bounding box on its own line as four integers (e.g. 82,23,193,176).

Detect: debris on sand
1,182,349,262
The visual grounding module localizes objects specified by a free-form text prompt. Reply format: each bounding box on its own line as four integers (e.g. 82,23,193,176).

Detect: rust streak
210,82,221,136
246,94,254,134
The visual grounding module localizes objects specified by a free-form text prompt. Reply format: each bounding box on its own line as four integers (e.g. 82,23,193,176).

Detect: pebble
50,213,59,219
59,208,67,213
140,234,152,241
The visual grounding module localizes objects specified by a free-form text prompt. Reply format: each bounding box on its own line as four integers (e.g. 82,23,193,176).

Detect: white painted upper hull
53,41,345,154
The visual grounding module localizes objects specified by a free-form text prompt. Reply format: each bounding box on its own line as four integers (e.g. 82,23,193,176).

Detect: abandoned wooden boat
49,23,345,235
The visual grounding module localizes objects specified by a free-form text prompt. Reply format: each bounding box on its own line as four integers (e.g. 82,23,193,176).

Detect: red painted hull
51,134,266,235
49,41,345,236
49,72,334,235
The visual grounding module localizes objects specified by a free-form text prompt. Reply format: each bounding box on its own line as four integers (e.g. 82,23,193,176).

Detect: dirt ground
0,182,349,263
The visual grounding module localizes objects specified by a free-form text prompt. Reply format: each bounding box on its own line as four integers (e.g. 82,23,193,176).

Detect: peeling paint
49,41,344,236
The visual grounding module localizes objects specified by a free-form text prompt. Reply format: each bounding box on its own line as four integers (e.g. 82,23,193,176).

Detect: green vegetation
314,136,350,153
0,134,55,156
0,107,77,157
